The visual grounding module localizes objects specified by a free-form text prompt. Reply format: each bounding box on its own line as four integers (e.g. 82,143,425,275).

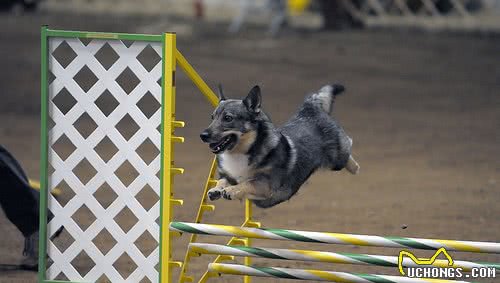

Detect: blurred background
0,0,499,282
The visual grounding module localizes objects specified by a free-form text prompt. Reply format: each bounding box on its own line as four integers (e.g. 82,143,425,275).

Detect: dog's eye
223,115,233,122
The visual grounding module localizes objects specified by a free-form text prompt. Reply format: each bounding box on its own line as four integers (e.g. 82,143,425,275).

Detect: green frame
39,25,49,283
38,27,166,283
158,32,167,283
44,28,162,42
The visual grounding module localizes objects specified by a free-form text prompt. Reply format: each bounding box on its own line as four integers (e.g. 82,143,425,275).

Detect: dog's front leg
207,178,229,201
222,179,272,201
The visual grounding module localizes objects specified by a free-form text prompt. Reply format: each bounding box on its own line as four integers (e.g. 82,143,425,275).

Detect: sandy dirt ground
0,10,499,283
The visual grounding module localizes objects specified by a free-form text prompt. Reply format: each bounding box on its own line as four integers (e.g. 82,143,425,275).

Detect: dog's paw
346,156,360,175
222,186,244,201
222,190,231,200
207,188,223,201
349,163,360,175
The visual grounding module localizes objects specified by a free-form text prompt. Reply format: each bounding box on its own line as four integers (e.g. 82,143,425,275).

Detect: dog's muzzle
200,129,238,154
209,134,237,154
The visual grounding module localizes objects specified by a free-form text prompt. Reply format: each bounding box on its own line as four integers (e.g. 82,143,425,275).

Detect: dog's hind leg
344,134,359,174
324,133,360,174
346,155,360,175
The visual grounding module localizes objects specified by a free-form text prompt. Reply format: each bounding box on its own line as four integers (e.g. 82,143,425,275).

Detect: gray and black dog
200,84,359,208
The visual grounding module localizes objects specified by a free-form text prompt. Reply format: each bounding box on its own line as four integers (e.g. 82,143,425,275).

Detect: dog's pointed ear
243,85,261,113
217,84,226,101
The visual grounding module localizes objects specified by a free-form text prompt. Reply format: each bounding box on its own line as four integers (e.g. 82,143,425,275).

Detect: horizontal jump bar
170,222,500,253
208,263,476,283
190,243,500,271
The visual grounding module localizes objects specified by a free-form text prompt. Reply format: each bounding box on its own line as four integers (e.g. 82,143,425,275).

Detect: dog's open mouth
209,134,237,154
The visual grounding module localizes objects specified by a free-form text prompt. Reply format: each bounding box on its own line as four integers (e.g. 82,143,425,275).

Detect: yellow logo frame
398,247,454,275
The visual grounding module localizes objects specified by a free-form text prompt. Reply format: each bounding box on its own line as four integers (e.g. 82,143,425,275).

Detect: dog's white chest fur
219,152,251,182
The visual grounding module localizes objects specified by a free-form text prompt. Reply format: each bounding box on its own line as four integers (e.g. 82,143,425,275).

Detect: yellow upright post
244,200,253,283
161,32,184,283
243,200,261,283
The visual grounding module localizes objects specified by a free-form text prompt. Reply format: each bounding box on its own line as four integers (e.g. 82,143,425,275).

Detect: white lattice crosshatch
46,36,163,282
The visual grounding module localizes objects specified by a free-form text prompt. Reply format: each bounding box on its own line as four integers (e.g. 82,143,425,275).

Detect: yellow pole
161,32,178,283
176,50,219,107
244,200,253,283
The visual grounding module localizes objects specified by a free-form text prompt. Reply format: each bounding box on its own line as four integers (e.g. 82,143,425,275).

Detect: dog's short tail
307,84,345,114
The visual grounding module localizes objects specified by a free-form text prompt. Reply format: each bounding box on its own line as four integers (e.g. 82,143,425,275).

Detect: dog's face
200,85,261,154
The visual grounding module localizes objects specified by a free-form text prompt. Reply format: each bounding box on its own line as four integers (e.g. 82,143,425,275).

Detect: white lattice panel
46,37,163,282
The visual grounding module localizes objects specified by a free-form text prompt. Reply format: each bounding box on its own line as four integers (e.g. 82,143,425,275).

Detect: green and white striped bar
190,243,500,272
208,263,475,283
170,222,500,253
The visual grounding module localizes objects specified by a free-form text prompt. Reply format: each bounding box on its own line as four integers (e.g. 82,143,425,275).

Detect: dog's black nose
200,130,210,142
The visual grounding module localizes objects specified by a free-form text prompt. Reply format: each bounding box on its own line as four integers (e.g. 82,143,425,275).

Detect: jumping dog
200,84,359,208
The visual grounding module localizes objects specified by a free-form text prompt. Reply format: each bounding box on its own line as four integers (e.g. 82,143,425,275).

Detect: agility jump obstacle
39,28,499,283
171,222,499,282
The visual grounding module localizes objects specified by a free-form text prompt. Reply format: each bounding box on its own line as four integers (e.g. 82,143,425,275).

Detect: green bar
477,262,500,270
171,222,210,235
262,228,322,243
158,34,166,283
254,266,301,280
38,25,50,283
385,236,435,250
45,29,162,42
